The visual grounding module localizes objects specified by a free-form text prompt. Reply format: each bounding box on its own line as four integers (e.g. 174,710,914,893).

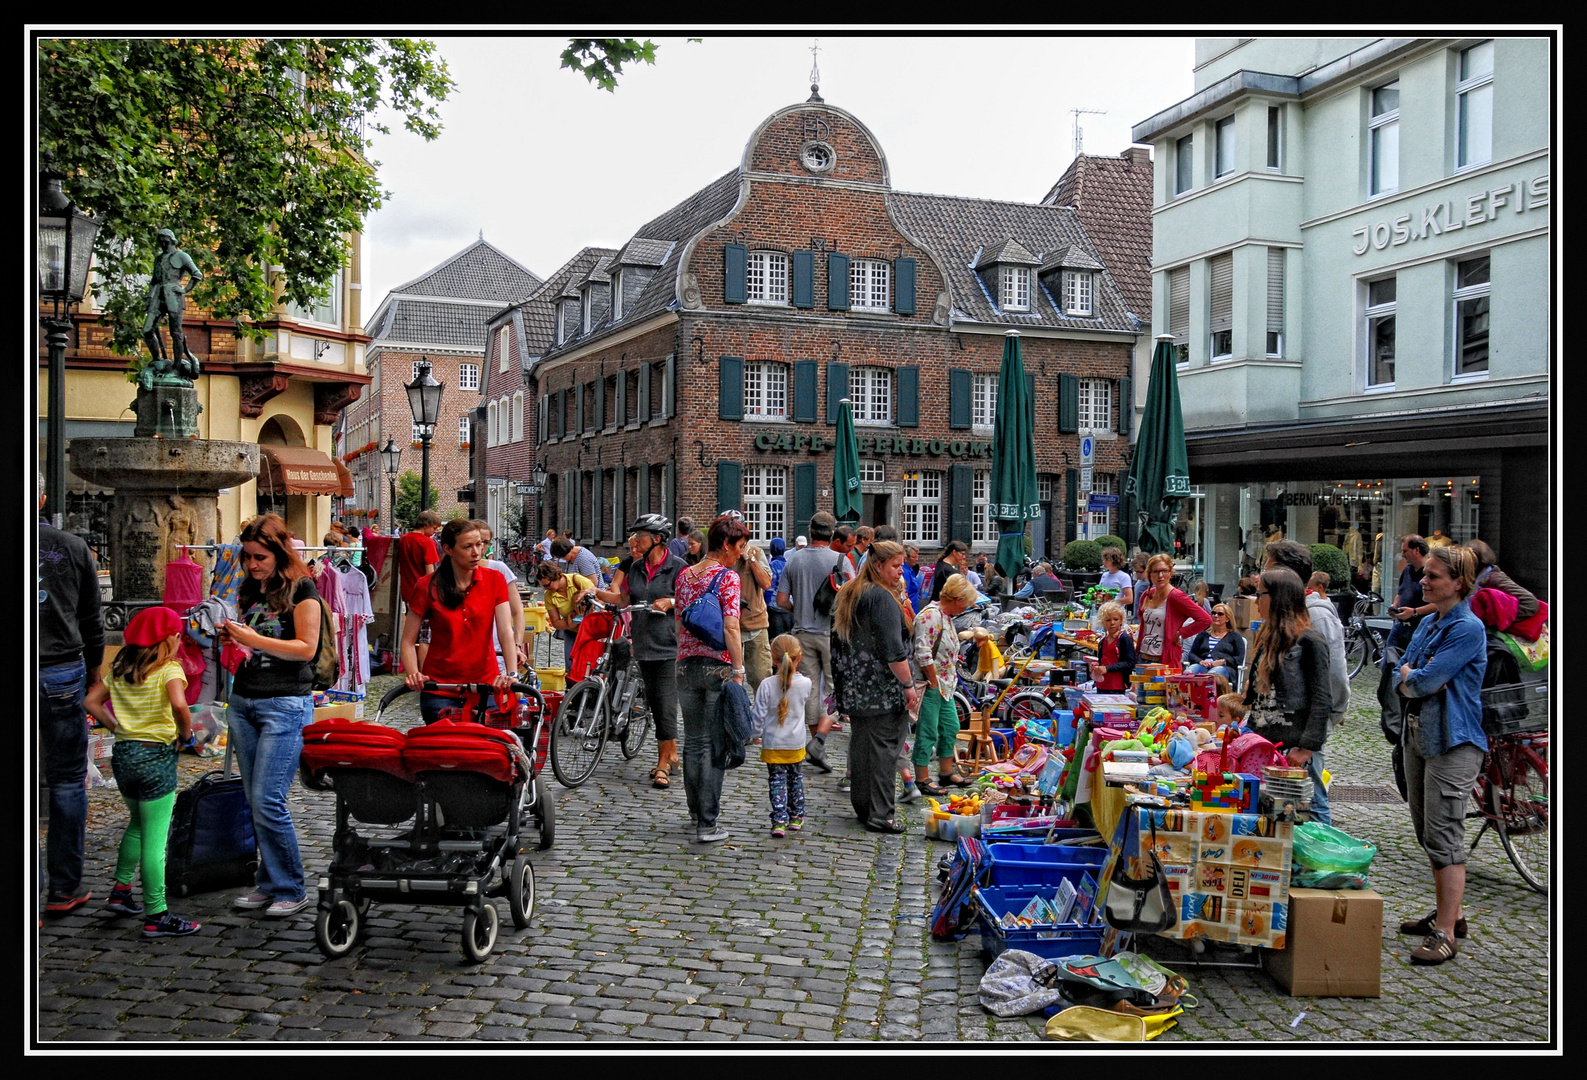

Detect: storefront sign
1352,174,1549,256
751,431,992,458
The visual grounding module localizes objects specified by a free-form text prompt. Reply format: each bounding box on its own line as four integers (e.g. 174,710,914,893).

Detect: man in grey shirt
551,536,605,584
777,511,844,772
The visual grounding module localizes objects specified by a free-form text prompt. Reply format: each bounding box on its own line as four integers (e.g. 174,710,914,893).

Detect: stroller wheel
509,854,536,929
315,899,360,960
462,902,500,963
533,777,556,850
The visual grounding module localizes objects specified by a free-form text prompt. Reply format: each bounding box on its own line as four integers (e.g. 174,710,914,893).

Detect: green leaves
560,38,665,92
39,38,455,357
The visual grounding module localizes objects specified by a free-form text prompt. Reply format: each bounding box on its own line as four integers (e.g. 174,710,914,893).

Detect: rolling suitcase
166,680,259,898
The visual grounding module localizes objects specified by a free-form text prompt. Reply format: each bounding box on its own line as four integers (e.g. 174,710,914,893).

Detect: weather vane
807,39,822,102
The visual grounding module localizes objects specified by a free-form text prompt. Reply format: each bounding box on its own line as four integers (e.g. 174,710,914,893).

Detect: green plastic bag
1292,822,1377,873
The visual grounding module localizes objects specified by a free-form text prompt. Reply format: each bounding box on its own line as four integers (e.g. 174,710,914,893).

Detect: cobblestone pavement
36,667,1552,1043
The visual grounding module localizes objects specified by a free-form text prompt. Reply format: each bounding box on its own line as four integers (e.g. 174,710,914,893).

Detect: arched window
513,392,524,442
487,401,499,447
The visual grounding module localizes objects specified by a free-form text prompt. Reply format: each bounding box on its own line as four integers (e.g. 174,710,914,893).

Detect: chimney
1122,147,1152,167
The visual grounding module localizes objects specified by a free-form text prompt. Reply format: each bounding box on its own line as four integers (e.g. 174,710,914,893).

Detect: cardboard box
1265,888,1383,997
1228,595,1256,630
312,703,358,722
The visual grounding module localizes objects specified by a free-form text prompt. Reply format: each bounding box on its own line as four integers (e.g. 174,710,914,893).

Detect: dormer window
555,302,567,346
611,268,624,321
1000,266,1031,312
581,288,592,334
1061,271,1093,317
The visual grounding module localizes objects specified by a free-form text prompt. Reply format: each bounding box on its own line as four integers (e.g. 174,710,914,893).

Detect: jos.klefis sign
752,431,993,459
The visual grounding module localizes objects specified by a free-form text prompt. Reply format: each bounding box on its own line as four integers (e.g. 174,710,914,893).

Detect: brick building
527,96,1143,560
343,237,540,531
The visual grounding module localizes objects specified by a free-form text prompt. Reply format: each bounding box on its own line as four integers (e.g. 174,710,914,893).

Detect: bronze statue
140,227,203,389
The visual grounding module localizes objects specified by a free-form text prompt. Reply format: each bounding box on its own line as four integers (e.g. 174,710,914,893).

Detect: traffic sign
1080,466,1093,492
1087,493,1118,512
1080,434,1095,466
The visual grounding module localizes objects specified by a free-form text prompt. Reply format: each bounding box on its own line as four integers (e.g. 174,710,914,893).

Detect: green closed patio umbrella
1124,335,1191,555
990,330,1040,579
833,397,863,524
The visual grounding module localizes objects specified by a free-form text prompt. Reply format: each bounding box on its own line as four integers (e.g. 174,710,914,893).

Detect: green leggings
114,791,176,915
912,686,960,769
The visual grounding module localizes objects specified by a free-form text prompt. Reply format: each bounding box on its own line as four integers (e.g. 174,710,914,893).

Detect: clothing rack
176,542,364,567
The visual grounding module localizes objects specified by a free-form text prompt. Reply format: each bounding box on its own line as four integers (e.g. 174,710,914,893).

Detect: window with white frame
611,268,624,321
288,268,341,326
1175,134,1194,195
850,259,891,311
1061,271,1094,316
513,392,524,441
851,367,892,424
412,422,426,444
902,471,943,545
1266,106,1283,171
411,360,426,381
972,471,993,545
1452,255,1490,377
1365,276,1397,388
743,465,787,544
1038,475,1053,503
1457,41,1494,169
580,289,592,334
972,373,997,431
497,325,511,372
861,460,886,486
555,304,566,346
1078,379,1112,433
486,402,497,447
746,251,789,304
503,397,514,442
744,361,789,420
1215,115,1236,178
459,415,471,447
458,363,479,391
999,265,1031,312
1369,81,1400,197
1080,473,1115,538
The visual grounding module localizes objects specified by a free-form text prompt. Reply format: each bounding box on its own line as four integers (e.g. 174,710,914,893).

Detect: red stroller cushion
301,719,412,781
402,719,520,784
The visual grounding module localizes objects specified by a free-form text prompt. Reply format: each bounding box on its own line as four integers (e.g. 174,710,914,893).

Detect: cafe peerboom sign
752,431,993,459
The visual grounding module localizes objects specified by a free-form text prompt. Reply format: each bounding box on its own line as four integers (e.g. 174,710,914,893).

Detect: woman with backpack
217,514,324,919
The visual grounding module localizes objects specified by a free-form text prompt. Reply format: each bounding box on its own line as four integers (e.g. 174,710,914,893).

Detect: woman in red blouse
1134,553,1214,668
401,519,519,724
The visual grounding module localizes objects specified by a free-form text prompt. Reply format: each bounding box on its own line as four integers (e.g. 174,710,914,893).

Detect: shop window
746,251,789,304
1215,115,1236,178
743,465,787,544
850,259,891,312
1370,80,1400,197
1457,41,1494,169
972,373,997,432
1175,134,1194,196
1365,276,1397,388
902,471,943,545
1452,255,1490,377
999,266,1031,312
851,367,892,425
745,361,789,420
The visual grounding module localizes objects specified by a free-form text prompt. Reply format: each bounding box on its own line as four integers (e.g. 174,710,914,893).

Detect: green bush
1309,543,1350,590
1062,539,1103,571
1095,535,1127,556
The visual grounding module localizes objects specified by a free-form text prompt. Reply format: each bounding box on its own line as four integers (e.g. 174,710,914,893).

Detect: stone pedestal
67,438,259,601
133,382,204,439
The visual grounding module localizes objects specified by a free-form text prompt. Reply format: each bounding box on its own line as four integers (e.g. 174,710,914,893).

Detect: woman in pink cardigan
1135,553,1214,667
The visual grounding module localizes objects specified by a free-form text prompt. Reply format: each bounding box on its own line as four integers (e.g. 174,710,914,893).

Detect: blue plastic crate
1054,709,1076,748
987,843,1106,887
973,884,1106,963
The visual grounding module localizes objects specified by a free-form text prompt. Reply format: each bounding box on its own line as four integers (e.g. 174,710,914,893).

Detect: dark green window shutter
563,469,573,527
791,250,815,309
591,470,603,541
638,362,651,421
574,471,585,540
1065,469,1078,544
949,465,974,545
1058,374,1080,433
719,356,744,420
538,395,547,442
594,377,606,430
826,362,850,423
894,257,917,315
638,463,651,516
615,373,627,426
792,360,818,423
575,383,586,435
949,368,972,429
550,390,561,438
716,462,742,517
1025,373,1036,416
1118,377,1132,439
724,244,748,304
794,463,817,534
664,354,677,419
827,252,850,311
614,470,626,542
897,366,920,427
661,461,674,521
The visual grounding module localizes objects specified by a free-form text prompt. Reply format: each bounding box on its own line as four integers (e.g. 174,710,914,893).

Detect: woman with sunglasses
1242,568,1333,811
1183,604,1247,688
1134,553,1213,668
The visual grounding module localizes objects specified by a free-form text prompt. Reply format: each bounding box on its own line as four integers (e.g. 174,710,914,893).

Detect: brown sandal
650,768,670,789
940,773,970,788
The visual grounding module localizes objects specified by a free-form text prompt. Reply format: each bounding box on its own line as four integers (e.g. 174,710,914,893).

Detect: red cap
125,605,183,647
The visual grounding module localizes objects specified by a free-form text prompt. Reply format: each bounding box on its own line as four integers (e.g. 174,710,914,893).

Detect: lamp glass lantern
381,437,402,477
38,170,101,313
405,359,444,430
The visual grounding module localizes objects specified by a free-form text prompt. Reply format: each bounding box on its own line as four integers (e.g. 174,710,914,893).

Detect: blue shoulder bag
680,566,732,652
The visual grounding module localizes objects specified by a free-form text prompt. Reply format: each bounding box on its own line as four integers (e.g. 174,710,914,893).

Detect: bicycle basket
1482,681,1548,736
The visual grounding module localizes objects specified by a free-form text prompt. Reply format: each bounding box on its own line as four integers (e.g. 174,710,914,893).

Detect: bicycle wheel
1344,627,1368,679
1494,740,1549,894
620,678,651,760
548,679,608,788
1003,691,1054,726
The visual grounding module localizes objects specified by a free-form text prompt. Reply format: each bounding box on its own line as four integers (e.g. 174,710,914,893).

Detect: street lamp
38,161,101,528
405,358,443,514
380,437,402,533
530,463,547,545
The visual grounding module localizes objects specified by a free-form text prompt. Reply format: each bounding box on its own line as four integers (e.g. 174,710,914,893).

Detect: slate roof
376,299,499,351
1039,149,1154,322
889,191,1136,332
1038,244,1106,274
975,238,1041,269
389,238,542,303
368,237,542,352
618,237,673,267
493,247,621,360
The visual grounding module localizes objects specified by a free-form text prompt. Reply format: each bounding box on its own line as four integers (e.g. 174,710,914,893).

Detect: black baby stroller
299,680,553,962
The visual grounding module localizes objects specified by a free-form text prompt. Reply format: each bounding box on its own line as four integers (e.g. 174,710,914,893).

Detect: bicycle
546,598,655,788
1342,591,1393,678
1466,680,1549,894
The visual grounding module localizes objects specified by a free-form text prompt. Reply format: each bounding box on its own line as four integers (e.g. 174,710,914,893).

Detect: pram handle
372,680,540,713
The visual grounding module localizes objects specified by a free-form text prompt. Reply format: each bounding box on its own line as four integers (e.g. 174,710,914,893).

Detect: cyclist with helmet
594,514,688,788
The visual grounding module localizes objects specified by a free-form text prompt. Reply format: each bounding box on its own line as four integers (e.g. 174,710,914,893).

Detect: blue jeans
229,694,313,901
39,658,89,898
677,658,729,832
1305,748,1332,826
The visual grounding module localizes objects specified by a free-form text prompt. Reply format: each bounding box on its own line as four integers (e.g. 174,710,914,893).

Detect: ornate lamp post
380,437,402,533
530,463,547,544
405,359,443,514
38,162,101,528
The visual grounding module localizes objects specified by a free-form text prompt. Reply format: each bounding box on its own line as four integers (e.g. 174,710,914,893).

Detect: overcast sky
361,34,1197,311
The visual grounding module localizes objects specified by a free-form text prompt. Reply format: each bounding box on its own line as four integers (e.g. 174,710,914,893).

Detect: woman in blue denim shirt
1393,544,1487,967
